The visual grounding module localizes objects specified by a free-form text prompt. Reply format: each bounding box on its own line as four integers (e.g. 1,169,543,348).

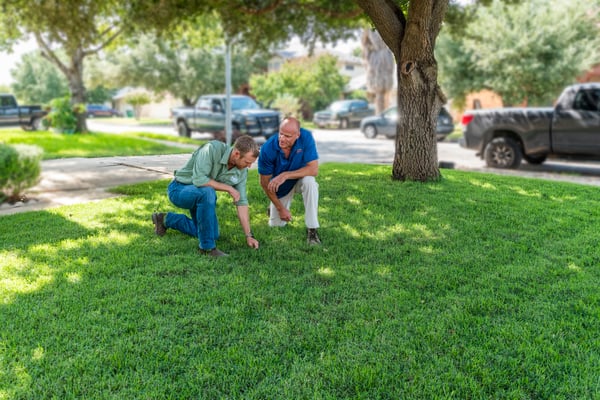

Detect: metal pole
225,39,232,146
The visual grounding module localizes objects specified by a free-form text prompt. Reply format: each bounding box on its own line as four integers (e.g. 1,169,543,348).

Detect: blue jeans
165,180,219,250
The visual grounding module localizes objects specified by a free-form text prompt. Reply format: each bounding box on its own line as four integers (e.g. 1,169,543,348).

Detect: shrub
124,91,151,120
0,143,44,203
271,94,302,119
45,96,85,133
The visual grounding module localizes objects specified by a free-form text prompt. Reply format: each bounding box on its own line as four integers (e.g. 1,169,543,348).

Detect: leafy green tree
85,85,117,105
250,54,347,118
437,0,600,106
10,51,69,104
99,33,267,106
0,0,129,132
124,90,151,120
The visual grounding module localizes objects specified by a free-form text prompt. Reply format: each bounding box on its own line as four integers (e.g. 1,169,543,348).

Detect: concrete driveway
2,121,600,216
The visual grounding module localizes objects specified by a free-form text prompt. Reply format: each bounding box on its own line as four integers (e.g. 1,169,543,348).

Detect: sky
0,36,37,86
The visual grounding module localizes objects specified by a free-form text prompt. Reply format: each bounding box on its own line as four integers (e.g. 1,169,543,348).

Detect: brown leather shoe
306,228,321,245
152,212,166,236
198,248,229,257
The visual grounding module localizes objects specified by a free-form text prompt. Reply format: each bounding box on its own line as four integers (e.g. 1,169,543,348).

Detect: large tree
10,51,69,104
437,0,600,107
128,0,449,182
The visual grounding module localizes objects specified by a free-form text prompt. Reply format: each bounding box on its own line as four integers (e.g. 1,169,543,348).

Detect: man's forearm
279,161,318,180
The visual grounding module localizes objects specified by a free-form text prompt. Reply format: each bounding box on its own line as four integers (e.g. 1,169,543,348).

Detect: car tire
31,117,43,131
339,118,349,129
484,137,522,169
177,120,191,138
363,124,378,139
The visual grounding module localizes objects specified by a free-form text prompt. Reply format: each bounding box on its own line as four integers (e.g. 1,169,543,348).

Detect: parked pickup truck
0,94,47,131
171,94,280,140
459,83,600,169
313,99,375,129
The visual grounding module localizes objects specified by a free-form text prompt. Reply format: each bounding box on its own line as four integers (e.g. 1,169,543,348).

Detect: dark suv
86,104,121,118
313,99,375,129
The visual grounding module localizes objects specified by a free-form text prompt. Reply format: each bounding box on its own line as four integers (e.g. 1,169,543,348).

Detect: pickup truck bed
0,94,47,131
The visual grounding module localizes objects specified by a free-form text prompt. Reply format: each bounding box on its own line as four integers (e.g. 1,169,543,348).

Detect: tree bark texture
357,0,449,182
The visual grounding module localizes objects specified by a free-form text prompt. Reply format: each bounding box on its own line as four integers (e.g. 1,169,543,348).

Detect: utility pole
225,38,232,146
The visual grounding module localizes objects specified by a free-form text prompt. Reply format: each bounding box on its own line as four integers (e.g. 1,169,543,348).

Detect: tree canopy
250,54,348,118
437,0,600,107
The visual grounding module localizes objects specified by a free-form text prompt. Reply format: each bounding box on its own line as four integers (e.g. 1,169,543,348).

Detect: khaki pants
268,176,319,229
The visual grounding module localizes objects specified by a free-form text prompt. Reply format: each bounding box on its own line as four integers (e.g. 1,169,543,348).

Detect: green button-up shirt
174,141,249,206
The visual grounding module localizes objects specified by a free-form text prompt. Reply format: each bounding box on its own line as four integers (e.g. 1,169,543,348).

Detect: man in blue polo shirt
258,117,321,245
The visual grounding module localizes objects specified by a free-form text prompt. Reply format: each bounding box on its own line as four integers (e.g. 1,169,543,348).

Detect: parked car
313,99,375,129
360,106,455,141
171,94,280,140
86,104,121,118
0,93,47,131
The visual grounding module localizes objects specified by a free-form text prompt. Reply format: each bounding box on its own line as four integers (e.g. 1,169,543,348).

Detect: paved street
2,121,600,215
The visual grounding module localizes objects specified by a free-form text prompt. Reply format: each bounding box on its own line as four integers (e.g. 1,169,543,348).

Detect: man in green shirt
152,135,260,257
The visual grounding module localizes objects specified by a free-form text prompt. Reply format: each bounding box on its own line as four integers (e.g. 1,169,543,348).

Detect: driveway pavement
3,122,600,216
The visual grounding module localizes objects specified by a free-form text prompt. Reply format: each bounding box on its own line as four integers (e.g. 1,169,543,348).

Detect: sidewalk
0,154,191,216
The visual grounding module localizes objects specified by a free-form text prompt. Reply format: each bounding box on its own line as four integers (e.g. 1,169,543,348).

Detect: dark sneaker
198,248,229,257
152,212,166,236
307,228,321,245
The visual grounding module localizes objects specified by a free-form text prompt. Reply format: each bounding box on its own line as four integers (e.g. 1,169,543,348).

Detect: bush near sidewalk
0,143,43,203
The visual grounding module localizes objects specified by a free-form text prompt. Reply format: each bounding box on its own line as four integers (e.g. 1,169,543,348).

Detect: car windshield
329,101,351,112
229,97,260,111
383,107,398,118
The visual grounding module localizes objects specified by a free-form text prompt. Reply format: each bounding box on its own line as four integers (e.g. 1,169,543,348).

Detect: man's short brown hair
234,135,260,157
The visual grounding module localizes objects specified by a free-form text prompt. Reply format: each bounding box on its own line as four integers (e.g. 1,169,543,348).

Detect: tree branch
83,26,123,56
34,32,69,76
238,0,284,15
356,0,405,60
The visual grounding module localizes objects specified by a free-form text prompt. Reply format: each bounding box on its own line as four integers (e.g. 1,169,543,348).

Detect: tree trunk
66,48,88,133
394,65,441,181
358,0,449,182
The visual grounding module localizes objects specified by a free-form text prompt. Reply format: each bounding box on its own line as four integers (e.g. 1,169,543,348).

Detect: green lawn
0,129,197,159
1,164,599,399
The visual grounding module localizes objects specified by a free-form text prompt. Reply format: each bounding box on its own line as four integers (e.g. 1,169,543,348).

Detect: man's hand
246,236,259,249
228,187,241,203
278,207,293,222
267,174,286,193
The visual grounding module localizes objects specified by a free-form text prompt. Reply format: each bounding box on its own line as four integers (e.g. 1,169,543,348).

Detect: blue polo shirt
258,127,318,198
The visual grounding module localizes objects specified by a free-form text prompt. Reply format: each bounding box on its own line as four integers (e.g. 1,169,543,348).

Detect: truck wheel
524,154,547,165
177,121,191,138
339,118,349,129
363,124,378,139
31,117,43,131
484,137,522,169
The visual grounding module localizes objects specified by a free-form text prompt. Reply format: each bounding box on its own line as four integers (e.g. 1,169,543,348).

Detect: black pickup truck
459,83,600,168
0,94,47,131
171,94,280,140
